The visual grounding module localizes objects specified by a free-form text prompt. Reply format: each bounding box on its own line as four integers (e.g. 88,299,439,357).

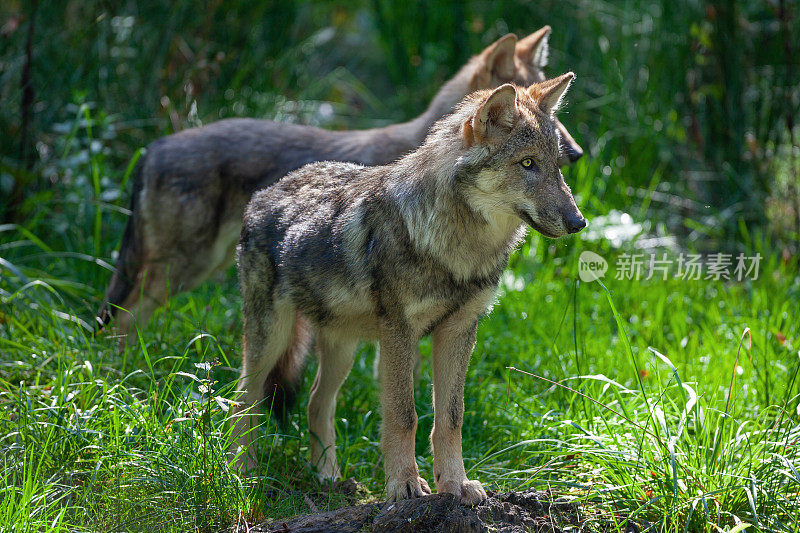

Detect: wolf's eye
520,158,535,169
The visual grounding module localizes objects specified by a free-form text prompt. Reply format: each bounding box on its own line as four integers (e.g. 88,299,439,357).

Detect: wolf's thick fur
98,28,584,344
232,74,585,504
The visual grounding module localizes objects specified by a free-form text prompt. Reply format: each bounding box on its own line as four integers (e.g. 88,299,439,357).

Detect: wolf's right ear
480,34,518,80
463,84,518,147
516,26,551,68
529,72,574,115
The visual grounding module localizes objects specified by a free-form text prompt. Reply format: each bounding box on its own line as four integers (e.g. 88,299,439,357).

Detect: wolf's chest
403,297,453,331
401,279,496,337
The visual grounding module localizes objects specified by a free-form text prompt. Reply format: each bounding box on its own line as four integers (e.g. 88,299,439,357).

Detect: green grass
2,135,799,531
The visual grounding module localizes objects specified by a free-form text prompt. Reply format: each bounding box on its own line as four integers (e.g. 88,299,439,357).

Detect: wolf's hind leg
231,296,297,472
307,329,358,481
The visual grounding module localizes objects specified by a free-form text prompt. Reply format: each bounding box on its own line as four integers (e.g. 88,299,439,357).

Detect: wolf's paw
386,475,432,501
438,478,487,506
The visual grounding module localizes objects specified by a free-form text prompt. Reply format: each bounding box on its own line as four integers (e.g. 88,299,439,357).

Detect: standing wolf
233,73,584,504
97,27,584,342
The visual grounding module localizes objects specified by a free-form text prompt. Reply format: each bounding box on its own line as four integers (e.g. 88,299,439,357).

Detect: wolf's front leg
307,330,358,481
378,331,431,501
430,318,486,505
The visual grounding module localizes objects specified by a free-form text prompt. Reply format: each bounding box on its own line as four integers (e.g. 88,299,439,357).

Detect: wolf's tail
96,158,145,330
264,313,314,423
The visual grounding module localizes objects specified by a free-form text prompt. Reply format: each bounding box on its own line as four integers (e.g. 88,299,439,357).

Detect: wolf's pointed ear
463,84,518,147
480,33,518,79
529,72,574,115
516,26,551,68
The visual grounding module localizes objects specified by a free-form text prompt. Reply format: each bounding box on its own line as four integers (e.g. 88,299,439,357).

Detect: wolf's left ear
480,34,518,79
529,72,574,115
463,84,518,146
516,26,551,68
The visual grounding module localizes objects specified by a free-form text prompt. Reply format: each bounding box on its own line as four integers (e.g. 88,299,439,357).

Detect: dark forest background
1,0,798,252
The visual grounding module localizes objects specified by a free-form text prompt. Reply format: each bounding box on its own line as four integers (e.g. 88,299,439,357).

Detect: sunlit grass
3,178,799,531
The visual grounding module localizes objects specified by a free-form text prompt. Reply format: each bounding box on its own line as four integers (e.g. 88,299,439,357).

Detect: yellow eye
521,158,534,169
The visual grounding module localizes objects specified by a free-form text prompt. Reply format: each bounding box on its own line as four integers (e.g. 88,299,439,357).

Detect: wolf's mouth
516,209,560,239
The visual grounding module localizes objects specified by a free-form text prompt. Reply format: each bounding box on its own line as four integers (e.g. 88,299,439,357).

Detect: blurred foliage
0,0,798,248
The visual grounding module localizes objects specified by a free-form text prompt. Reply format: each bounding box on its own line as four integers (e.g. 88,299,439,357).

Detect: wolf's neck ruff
386,96,532,283
387,168,524,285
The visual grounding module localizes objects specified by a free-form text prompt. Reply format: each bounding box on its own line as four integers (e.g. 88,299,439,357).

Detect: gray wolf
96,27,584,343
232,73,584,505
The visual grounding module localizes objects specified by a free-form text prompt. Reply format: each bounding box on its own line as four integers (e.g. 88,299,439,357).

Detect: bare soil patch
237,485,650,532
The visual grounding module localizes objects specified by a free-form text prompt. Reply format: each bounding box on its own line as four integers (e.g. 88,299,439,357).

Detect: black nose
567,145,584,162
564,215,587,234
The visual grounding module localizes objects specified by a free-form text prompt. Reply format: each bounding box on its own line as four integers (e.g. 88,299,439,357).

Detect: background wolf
96,27,584,342
233,73,584,504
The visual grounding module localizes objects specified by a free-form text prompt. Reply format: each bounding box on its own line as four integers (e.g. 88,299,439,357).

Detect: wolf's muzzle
563,213,587,234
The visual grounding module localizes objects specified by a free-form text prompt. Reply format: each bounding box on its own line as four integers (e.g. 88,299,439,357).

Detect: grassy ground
1,135,799,531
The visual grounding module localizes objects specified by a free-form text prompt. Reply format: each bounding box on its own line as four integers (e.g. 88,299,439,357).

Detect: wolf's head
457,75,586,239
471,29,583,165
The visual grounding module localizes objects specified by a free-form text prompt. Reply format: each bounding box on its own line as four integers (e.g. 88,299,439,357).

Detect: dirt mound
241,487,648,532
